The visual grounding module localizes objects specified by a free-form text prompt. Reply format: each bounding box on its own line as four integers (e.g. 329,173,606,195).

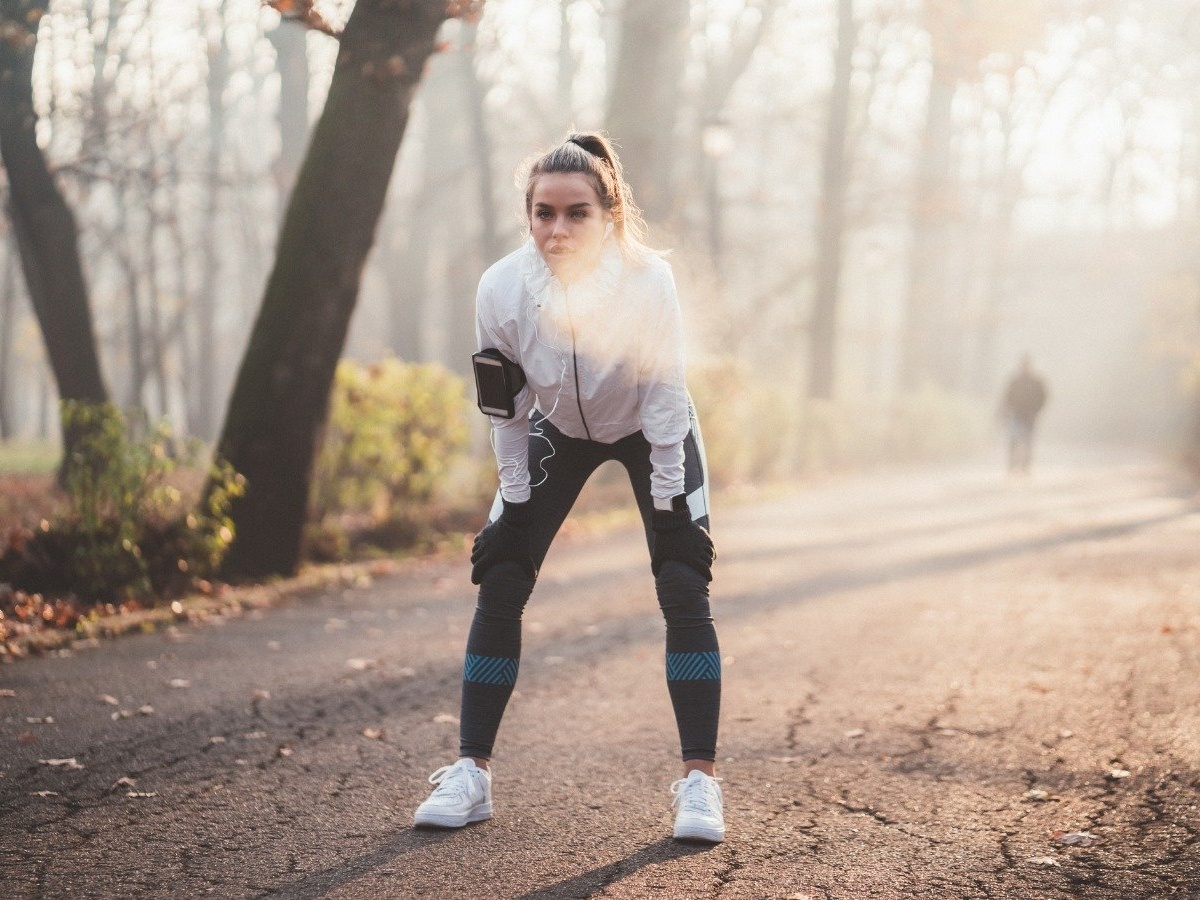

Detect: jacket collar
520,236,622,309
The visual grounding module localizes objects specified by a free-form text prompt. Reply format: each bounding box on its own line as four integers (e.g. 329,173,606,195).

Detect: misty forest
2,0,1199,618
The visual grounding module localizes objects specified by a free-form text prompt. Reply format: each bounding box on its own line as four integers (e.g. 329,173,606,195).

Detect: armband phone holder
472,348,527,418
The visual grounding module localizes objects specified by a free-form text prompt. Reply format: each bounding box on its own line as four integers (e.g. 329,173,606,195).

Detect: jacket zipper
565,290,592,441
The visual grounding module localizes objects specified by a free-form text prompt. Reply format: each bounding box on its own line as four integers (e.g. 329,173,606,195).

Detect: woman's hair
520,131,658,259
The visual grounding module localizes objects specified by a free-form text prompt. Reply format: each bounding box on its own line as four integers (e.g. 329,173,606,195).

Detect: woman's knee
476,561,537,621
655,560,713,627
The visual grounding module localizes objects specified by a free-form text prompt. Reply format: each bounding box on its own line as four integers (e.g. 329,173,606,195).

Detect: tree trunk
899,55,956,391
0,234,16,439
556,0,576,131
606,0,690,223
268,18,311,223
194,1,231,440
213,0,452,579
143,194,170,419
0,1,109,446
460,21,503,265
808,0,855,401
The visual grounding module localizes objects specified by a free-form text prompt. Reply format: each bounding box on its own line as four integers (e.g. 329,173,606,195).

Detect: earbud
604,221,614,237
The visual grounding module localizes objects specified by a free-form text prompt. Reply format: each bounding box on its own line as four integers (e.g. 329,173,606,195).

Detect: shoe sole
673,824,725,843
413,802,493,829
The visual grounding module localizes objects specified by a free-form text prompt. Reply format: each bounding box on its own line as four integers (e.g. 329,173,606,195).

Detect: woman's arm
477,281,535,502
637,264,691,505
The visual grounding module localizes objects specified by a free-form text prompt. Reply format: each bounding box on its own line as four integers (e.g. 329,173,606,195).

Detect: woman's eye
537,210,553,219
571,210,588,219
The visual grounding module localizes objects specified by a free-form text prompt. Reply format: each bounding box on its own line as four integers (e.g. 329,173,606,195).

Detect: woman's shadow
514,837,713,899
265,831,711,899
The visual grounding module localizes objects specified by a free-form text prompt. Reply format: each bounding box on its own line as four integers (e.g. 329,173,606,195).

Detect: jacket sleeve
477,278,536,503
637,264,690,501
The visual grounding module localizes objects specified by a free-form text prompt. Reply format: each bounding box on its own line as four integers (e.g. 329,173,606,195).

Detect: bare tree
0,0,109,461
214,0,467,578
606,0,690,222
808,0,856,400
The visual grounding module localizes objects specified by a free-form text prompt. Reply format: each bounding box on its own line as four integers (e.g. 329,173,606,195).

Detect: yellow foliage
312,357,471,522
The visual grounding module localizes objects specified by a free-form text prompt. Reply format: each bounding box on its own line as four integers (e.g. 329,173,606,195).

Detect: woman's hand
470,499,537,584
651,496,715,581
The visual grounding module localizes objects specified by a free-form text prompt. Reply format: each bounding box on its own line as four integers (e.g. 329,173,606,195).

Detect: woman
413,132,724,843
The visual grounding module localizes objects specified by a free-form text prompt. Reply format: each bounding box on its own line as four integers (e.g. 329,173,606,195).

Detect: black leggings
459,410,722,761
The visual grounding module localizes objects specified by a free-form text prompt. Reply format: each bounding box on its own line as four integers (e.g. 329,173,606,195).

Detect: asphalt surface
2,449,1199,898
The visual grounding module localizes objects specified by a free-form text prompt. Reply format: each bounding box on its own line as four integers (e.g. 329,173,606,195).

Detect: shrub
0,402,244,604
311,357,473,527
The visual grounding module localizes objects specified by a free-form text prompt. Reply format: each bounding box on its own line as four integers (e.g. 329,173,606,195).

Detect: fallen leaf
770,756,797,764
28,791,59,797
1027,856,1061,868
251,689,271,700
1107,769,1132,780
396,667,416,678
243,731,268,740
276,746,293,758
25,716,55,725
363,728,384,740
100,694,119,706
843,728,865,739
1023,789,1050,802
38,758,84,770
126,791,158,799
138,705,155,716
145,660,158,669
433,714,459,725
1051,830,1103,846
113,776,137,788
168,679,191,689
346,658,377,671
1059,729,1074,739
209,736,227,745
111,710,133,720
0,689,16,698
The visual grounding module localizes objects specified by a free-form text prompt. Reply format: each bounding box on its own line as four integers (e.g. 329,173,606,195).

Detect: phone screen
473,354,514,417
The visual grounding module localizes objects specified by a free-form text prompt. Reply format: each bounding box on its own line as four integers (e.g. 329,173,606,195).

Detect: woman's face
529,172,612,283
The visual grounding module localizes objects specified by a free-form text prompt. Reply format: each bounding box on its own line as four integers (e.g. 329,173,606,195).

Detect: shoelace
670,775,723,815
427,764,474,801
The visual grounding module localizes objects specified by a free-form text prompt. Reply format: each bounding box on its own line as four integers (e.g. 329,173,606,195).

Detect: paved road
2,450,1199,898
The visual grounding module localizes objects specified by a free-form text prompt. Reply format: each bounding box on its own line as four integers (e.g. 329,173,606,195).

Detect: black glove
651,495,715,581
471,499,537,585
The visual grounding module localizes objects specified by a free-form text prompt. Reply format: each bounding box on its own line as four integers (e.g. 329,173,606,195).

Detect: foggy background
2,0,1197,463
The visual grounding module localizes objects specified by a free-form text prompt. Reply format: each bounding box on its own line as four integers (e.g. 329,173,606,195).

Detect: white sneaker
671,770,725,843
413,759,493,828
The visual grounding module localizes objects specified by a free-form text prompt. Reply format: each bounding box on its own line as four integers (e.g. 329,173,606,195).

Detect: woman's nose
552,216,569,236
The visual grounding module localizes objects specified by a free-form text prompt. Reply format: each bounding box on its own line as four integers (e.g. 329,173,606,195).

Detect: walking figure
413,133,725,843
1000,355,1048,475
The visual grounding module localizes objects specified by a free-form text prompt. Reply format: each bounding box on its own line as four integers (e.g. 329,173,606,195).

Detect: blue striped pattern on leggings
464,654,519,686
666,651,722,681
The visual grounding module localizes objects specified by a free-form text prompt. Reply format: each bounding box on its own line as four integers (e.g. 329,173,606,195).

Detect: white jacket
476,238,690,504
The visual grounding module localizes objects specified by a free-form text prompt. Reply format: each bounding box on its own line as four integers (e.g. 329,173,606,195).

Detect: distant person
412,132,725,843
1000,356,1048,475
